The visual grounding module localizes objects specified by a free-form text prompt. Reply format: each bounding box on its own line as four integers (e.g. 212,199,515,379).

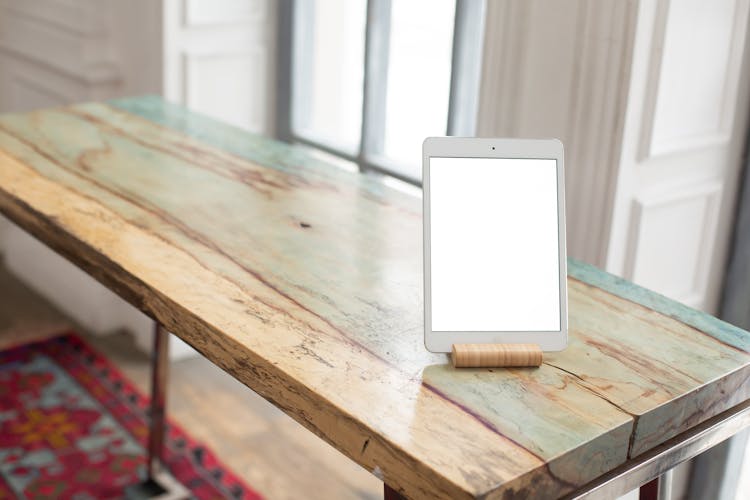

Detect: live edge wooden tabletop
1,97,749,499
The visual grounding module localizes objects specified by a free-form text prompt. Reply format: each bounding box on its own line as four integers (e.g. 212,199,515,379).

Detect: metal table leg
639,469,672,500
384,483,407,499
566,399,750,499
657,469,673,500
125,323,189,499
148,322,168,479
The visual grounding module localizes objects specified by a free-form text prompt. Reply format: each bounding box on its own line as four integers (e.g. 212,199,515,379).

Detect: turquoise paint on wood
568,258,750,353
0,101,630,493
109,95,408,203
0,96,748,497
114,96,750,354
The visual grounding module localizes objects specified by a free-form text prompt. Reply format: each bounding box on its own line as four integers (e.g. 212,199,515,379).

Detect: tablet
423,137,568,352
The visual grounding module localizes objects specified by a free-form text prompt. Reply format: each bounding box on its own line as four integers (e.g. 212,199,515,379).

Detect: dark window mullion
447,0,486,137
275,0,295,142
359,0,392,173
294,135,360,164
280,0,483,185
364,159,419,186
291,0,315,136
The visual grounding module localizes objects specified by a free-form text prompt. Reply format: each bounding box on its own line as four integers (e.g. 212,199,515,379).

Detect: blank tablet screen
429,157,561,332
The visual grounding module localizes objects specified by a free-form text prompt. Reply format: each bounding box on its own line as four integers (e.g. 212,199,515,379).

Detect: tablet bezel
423,137,568,353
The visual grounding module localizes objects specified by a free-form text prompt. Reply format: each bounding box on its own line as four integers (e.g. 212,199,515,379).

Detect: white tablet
423,137,568,352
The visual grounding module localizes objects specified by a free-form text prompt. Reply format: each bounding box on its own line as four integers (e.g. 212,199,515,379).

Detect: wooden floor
0,264,381,500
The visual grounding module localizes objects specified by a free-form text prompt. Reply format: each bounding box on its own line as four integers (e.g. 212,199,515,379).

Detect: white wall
479,0,750,315
478,1,750,497
0,0,162,109
0,0,277,358
162,0,277,135
606,0,750,314
0,0,165,352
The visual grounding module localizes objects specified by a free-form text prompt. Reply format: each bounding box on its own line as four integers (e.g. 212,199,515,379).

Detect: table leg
125,323,189,499
639,478,658,500
147,322,168,478
639,469,673,500
384,483,406,500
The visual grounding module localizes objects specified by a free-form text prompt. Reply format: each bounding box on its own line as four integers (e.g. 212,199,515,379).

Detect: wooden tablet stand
451,343,543,368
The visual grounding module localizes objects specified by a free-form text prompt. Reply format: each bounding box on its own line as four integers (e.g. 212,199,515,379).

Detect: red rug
0,333,263,499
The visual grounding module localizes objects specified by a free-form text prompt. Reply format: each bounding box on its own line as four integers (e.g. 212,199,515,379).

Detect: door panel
607,0,750,314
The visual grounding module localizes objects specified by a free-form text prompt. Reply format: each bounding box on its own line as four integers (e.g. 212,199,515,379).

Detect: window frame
276,0,486,185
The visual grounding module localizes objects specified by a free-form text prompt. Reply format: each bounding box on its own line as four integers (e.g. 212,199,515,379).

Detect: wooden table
1,96,749,499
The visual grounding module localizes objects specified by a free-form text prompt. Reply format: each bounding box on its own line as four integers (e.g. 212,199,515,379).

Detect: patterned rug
0,333,262,499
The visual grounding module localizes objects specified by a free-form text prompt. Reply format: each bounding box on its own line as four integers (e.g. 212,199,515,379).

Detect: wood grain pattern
451,344,543,367
0,268,382,500
0,97,747,499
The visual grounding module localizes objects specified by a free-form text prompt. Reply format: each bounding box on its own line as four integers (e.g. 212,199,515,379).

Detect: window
277,0,486,184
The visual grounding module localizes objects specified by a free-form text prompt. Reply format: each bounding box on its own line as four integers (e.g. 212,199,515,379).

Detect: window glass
381,0,456,179
293,0,367,153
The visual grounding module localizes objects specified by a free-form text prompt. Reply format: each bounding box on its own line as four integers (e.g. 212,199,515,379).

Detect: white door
606,0,750,314
162,0,276,135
